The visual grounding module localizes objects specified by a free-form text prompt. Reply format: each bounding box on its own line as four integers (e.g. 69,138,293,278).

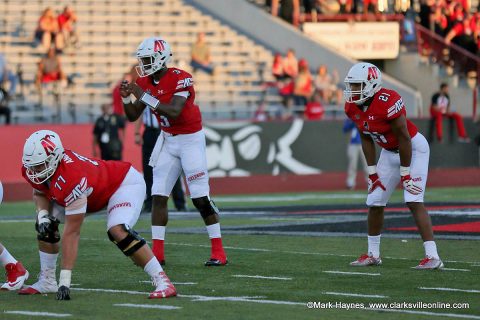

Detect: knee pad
107,224,146,256
192,196,219,219
35,219,60,244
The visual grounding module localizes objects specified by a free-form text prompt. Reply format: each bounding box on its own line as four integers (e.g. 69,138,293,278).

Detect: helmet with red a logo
135,36,172,77
22,130,64,184
344,62,382,105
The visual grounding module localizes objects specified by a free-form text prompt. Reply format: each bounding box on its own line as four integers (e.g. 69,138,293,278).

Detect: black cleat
204,259,228,266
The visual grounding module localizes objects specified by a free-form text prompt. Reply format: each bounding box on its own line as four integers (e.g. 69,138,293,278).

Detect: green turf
0,188,479,319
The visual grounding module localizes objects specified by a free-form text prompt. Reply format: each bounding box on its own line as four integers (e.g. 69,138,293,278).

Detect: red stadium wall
1,124,480,202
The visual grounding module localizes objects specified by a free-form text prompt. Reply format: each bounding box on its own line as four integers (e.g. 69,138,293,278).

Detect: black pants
0,106,11,124
142,127,186,209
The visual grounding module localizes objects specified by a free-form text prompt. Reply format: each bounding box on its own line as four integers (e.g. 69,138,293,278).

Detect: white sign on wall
303,22,400,59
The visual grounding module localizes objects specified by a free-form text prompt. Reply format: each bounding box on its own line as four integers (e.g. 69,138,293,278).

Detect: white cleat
414,256,444,270
149,271,177,299
350,253,382,267
1,262,29,291
18,269,58,295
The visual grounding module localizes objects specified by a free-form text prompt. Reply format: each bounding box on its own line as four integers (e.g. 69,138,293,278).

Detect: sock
423,241,440,259
0,247,17,267
144,257,164,277
368,235,381,258
39,251,58,273
206,223,221,239
206,224,226,261
152,226,166,262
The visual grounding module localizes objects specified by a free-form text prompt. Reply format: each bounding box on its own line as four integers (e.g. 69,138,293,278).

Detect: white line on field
73,287,301,306
232,275,292,280
323,291,388,298
323,271,380,276
139,281,198,285
113,303,181,310
365,308,480,319
419,287,480,293
167,242,480,265
4,311,71,317
442,268,471,272
215,194,365,202
0,219,33,223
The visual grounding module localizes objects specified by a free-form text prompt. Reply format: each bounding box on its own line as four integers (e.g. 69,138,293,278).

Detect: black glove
35,214,60,242
56,285,71,300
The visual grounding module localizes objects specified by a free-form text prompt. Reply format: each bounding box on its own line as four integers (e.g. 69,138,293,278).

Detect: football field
1,187,479,319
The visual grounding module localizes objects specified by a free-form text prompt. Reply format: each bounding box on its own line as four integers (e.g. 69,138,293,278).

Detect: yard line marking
232,275,292,280
365,308,480,319
167,242,480,265
442,268,471,272
215,194,365,202
0,219,33,223
73,287,303,306
139,281,198,285
419,287,480,293
323,291,388,298
323,271,380,276
4,311,72,317
114,303,181,310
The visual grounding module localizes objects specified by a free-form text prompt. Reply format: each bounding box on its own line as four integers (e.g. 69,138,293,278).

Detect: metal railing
415,23,479,117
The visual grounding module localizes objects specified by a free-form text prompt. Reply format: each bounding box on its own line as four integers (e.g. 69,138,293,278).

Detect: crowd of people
269,48,342,120
417,0,480,55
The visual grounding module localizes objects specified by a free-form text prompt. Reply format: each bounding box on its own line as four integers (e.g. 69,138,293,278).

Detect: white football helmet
344,62,382,105
135,37,172,77
22,130,64,184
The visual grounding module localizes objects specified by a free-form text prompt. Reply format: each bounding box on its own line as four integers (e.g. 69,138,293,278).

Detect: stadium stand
0,0,281,122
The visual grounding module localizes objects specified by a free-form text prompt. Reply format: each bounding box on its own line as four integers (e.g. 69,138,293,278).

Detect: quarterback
19,130,176,299
120,36,227,266
344,62,443,269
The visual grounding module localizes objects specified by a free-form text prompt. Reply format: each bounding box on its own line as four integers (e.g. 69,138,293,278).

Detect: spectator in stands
314,64,337,103
445,13,478,54
304,90,325,120
190,32,215,75
293,59,313,107
271,0,300,26
93,103,126,160
432,5,448,37
283,49,298,79
34,7,64,52
58,6,79,49
418,0,434,31
0,88,11,125
343,118,367,190
35,47,67,98
303,0,321,22
272,53,285,81
363,0,379,14
430,83,470,143
0,53,17,99
339,0,354,13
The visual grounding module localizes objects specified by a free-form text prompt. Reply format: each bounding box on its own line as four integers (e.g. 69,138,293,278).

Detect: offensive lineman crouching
19,130,176,299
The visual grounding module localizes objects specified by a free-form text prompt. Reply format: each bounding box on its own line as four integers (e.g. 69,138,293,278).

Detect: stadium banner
303,22,400,59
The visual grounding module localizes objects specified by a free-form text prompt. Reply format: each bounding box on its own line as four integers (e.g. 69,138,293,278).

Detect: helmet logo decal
367,67,378,80
154,40,165,52
40,135,56,156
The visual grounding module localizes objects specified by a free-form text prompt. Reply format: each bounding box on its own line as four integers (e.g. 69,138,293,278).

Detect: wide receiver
120,36,227,266
344,62,443,269
19,130,176,299
0,181,29,291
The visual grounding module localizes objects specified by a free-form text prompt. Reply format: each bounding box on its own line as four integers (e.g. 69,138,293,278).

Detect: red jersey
136,68,202,134
22,150,131,213
344,88,418,150
304,102,325,120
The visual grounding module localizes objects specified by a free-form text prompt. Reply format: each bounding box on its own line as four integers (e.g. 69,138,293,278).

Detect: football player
344,62,443,269
19,130,176,299
0,181,29,291
120,37,227,266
